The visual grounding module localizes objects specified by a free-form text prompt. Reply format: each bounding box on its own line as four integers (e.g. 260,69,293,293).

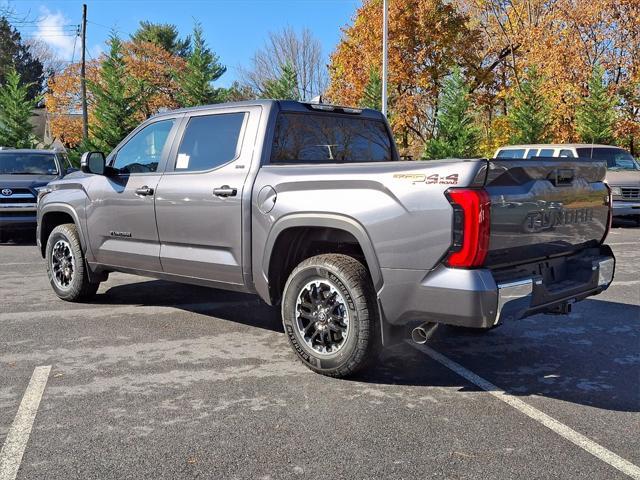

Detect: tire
45,223,99,302
281,254,380,378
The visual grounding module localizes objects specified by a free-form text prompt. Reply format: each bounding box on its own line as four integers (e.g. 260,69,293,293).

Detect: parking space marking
613,280,640,286
0,366,51,480
410,343,640,480
0,263,43,266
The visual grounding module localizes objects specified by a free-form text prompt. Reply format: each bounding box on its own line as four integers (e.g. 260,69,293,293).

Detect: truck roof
150,100,384,121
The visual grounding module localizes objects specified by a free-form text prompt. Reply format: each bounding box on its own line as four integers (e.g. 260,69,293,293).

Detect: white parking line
0,263,43,266
0,366,51,480
410,343,640,480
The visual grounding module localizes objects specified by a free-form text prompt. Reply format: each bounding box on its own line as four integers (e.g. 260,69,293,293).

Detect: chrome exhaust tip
411,322,437,344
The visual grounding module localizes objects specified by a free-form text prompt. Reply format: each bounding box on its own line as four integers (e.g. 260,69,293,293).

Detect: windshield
575,148,639,171
0,152,59,175
271,113,395,164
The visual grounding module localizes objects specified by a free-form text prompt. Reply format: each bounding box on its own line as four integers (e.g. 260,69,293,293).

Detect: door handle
213,185,237,197
135,186,154,196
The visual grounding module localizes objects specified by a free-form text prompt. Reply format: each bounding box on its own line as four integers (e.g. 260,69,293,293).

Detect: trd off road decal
393,173,459,185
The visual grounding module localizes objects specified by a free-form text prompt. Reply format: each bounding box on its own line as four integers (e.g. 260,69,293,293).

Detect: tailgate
484,158,609,267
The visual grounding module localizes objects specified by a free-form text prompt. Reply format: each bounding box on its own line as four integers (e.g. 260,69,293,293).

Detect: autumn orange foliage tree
329,0,640,157
45,39,185,149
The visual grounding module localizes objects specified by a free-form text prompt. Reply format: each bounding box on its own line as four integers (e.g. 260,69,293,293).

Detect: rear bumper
378,245,615,329
612,200,640,217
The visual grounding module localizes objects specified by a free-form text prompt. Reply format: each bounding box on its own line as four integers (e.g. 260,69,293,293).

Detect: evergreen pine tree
87,35,142,153
508,67,551,144
131,21,191,58
261,62,299,100
0,17,44,100
360,68,382,110
175,23,226,107
0,67,42,148
576,66,617,144
424,67,479,159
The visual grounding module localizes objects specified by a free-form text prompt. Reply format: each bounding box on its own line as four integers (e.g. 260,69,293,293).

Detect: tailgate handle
550,169,574,186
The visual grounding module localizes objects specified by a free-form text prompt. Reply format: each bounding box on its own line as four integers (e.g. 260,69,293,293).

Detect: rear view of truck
480,158,614,323
379,156,614,340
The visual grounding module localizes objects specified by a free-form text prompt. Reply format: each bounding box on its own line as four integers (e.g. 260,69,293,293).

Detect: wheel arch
261,213,383,306
39,204,85,258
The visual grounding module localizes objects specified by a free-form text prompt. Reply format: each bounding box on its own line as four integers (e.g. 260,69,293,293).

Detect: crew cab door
85,117,181,271
154,106,260,285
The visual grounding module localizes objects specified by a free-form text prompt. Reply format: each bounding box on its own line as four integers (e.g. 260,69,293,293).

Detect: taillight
601,184,612,243
445,188,491,268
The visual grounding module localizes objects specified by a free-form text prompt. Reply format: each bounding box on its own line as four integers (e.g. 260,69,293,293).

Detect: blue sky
4,0,361,87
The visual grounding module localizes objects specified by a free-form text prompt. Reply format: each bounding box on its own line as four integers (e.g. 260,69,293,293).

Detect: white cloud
35,7,77,60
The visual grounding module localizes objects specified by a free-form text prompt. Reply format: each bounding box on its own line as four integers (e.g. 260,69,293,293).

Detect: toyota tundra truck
36,100,615,377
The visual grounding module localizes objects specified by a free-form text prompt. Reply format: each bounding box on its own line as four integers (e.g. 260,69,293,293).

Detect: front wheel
281,254,380,378
45,223,99,302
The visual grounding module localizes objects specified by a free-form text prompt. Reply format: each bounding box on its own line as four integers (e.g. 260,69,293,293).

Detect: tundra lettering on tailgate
524,207,594,232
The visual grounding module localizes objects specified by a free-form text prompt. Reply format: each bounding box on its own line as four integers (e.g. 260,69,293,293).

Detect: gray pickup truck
37,100,615,377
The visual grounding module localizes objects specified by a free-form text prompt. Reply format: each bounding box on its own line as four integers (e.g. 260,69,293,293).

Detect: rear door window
270,113,393,164
175,113,246,172
526,149,539,158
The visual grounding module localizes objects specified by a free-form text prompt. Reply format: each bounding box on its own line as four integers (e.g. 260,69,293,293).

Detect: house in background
30,107,81,150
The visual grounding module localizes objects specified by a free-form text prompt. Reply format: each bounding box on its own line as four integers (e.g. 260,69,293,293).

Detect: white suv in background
494,144,640,223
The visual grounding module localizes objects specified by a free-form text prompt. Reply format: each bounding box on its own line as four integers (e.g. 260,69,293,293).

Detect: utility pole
382,0,388,117
80,3,88,141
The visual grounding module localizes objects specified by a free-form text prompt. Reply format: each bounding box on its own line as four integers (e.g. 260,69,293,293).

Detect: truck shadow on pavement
358,298,640,413
100,279,638,413
100,279,284,333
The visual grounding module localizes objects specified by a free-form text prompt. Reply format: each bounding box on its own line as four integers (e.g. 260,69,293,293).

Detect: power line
70,32,79,64
86,20,110,30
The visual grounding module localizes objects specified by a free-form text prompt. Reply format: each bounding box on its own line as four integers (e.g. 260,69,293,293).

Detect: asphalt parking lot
1,225,639,479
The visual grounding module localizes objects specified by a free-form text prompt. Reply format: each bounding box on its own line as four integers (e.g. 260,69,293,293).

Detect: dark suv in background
0,149,75,241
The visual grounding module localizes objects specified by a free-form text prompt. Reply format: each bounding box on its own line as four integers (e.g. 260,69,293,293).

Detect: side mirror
80,152,106,175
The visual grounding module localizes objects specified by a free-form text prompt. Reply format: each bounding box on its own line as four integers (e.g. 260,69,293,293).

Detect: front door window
112,119,175,174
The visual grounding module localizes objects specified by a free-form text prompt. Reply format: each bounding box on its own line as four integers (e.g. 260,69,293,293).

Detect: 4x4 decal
394,173,459,185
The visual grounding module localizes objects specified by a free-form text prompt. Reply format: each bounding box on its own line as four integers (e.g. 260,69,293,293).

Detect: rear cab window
270,112,395,164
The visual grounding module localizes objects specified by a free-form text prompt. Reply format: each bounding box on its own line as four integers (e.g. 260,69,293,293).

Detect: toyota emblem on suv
1,188,12,196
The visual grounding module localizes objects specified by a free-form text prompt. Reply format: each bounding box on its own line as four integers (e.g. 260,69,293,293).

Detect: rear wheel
281,254,380,378
46,223,99,301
